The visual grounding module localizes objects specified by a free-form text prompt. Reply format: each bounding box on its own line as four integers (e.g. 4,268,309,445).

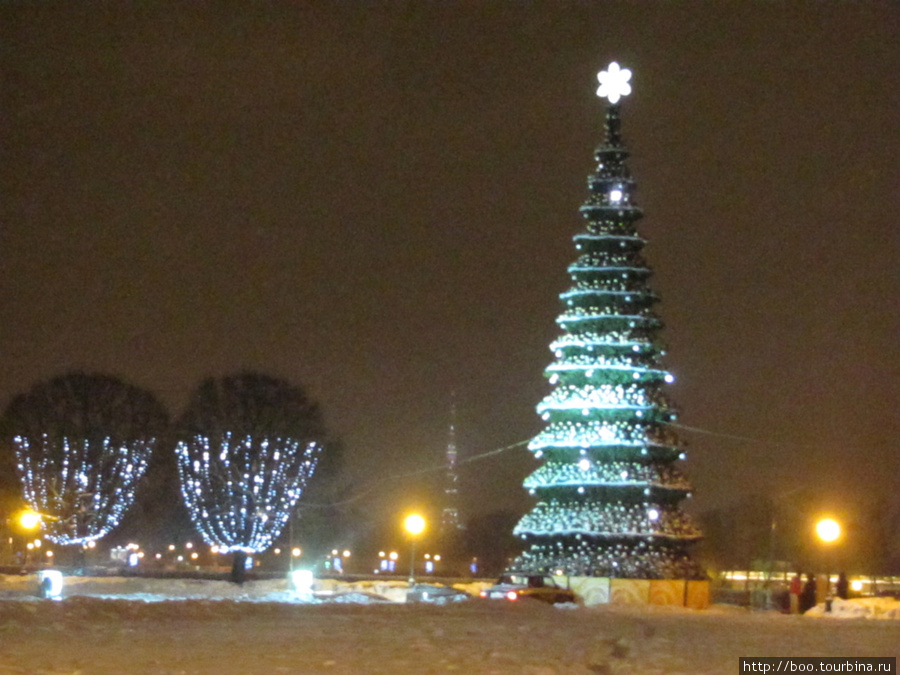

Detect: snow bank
2,575,899,673
806,596,900,620
2,573,331,603
0,573,478,605
4,574,899,621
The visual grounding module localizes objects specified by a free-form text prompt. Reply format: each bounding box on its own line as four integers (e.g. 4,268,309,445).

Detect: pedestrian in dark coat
800,573,817,614
836,572,849,600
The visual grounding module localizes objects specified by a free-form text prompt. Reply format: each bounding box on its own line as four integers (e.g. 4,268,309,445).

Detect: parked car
406,583,471,605
479,573,576,605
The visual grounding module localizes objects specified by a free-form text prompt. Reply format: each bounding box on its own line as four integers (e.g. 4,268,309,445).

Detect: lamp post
765,487,806,588
815,517,842,610
404,514,426,585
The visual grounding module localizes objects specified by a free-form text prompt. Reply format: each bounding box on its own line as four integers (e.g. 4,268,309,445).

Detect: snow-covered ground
1,574,898,674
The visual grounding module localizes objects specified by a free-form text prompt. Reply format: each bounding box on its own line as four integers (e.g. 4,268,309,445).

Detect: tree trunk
230,551,247,585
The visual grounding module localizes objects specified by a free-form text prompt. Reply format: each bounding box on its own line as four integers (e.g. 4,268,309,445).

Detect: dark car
406,583,471,605
479,573,576,605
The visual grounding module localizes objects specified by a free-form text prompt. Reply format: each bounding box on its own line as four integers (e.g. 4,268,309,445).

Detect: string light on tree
3,373,167,547
13,435,153,545
174,373,328,584
511,63,703,579
176,433,321,554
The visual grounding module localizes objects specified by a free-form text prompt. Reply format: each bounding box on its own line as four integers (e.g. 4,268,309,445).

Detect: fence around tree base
565,577,709,608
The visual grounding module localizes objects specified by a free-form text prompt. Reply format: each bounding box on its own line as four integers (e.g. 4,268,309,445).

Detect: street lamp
815,518,841,544
404,513,426,585
18,509,43,531
815,517,842,609
10,510,44,565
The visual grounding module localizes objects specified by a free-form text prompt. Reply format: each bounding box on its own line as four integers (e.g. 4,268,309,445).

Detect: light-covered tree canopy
2,372,168,545
175,373,326,555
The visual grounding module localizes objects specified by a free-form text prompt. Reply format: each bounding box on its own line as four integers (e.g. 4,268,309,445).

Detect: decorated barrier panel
564,577,709,608
686,580,710,609
649,579,683,606
611,578,650,605
568,576,610,605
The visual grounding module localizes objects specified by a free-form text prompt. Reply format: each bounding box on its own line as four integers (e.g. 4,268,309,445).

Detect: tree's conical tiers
512,104,703,579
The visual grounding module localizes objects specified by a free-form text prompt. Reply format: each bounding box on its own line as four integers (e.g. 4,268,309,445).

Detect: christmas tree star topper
596,62,632,104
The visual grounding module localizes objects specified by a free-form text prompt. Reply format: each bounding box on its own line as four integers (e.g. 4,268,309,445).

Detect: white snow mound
806,597,900,620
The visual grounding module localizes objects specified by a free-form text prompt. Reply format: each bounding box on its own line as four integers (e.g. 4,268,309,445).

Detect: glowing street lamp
18,510,43,531
404,514,426,585
816,518,841,544
404,514,426,536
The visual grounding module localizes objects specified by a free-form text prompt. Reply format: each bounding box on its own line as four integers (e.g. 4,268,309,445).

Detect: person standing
800,573,817,614
789,574,802,614
836,572,849,600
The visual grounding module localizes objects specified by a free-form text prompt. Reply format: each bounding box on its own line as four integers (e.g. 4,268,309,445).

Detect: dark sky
2,2,898,530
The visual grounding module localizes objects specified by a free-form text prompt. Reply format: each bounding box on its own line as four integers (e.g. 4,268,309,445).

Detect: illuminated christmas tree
3,372,167,546
175,373,325,582
512,63,702,579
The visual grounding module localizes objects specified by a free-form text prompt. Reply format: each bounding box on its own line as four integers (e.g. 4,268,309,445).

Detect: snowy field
1,575,898,674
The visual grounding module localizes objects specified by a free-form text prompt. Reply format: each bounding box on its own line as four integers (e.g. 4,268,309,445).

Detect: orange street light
404,514,426,584
18,510,43,531
404,514,425,537
815,518,841,544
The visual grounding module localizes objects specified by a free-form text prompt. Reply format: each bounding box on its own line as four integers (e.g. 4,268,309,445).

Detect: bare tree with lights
2,372,168,547
512,63,703,579
175,373,326,584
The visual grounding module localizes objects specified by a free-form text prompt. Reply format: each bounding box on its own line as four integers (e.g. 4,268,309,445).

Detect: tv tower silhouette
440,399,463,534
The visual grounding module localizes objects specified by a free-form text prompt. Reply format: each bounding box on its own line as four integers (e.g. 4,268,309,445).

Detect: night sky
2,3,898,532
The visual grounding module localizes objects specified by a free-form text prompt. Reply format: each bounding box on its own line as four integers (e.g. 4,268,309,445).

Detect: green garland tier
512,88,703,579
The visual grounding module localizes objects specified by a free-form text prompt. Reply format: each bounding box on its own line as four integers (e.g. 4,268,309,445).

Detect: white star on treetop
596,62,632,103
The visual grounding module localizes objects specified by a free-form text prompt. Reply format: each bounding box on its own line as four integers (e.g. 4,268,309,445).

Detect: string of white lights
670,423,822,450
177,432,321,553
294,417,825,513
13,434,153,545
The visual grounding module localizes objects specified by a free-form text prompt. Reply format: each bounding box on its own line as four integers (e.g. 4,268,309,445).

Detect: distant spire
440,397,463,533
